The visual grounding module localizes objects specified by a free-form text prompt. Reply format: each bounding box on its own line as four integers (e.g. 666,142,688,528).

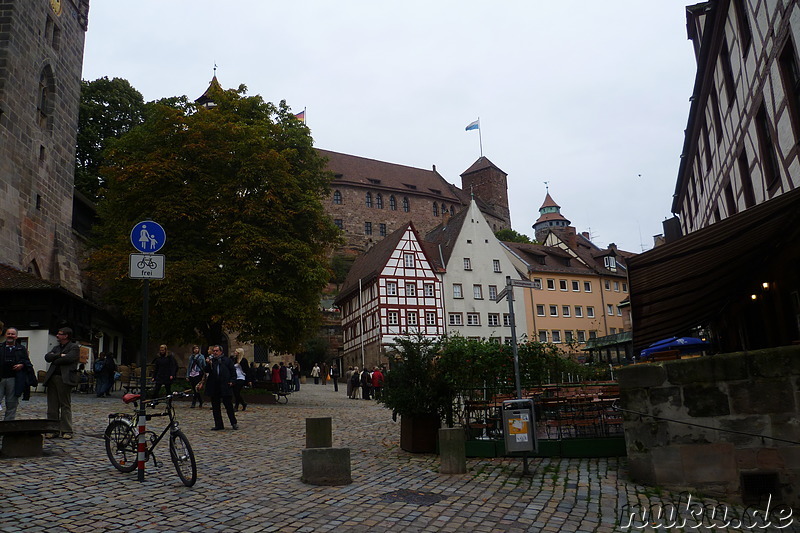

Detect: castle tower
460,156,511,229
532,192,571,242
0,0,90,295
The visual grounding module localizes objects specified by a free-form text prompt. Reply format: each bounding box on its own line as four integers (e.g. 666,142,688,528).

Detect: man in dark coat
151,344,179,398
203,345,238,431
1,327,35,420
43,327,81,439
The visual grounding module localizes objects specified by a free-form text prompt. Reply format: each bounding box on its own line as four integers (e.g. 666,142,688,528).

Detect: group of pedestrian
345,366,384,400
267,361,300,392
93,351,117,397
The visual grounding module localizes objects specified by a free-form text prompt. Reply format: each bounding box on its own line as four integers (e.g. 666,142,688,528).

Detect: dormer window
429,188,441,194
604,256,617,270
403,183,417,190
367,178,381,184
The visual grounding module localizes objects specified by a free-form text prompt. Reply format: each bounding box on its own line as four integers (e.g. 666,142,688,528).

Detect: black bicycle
104,390,197,487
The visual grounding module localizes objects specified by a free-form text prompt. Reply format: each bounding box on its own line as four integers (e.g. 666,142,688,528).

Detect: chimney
581,231,590,241
564,226,577,249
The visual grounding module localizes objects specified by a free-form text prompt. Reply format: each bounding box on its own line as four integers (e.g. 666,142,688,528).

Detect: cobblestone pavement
0,384,796,532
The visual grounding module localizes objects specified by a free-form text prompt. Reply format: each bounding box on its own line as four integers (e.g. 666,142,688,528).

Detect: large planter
400,414,440,453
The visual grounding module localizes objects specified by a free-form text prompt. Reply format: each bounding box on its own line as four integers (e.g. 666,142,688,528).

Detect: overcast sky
82,1,697,253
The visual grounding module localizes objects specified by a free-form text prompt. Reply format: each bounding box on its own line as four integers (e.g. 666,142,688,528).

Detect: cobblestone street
0,384,795,532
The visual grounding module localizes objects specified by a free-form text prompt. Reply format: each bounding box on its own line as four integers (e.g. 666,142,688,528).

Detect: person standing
0,327,34,420
310,363,320,385
292,362,301,392
204,345,238,430
232,348,249,411
95,351,117,398
345,367,354,398
43,327,80,439
151,344,178,398
330,364,340,392
270,364,281,392
186,346,206,408
360,367,372,400
349,366,360,399
371,366,384,400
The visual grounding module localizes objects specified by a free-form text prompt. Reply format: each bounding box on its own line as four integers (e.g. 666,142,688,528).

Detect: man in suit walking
43,327,80,439
203,345,238,431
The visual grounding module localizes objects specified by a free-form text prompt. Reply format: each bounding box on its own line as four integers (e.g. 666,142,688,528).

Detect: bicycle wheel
105,420,138,473
169,430,197,487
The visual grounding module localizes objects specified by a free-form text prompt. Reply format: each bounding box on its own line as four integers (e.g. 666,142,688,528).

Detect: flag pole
304,106,307,124
478,117,483,157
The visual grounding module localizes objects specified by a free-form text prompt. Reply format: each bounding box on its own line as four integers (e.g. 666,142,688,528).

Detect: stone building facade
0,0,89,296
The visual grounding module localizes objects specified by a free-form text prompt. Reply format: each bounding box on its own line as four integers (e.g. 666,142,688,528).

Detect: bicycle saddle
123,393,141,404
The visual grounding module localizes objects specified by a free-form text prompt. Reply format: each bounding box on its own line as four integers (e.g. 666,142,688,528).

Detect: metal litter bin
501,399,537,453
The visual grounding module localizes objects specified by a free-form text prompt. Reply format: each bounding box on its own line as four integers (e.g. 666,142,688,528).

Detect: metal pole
137,280,149,482
505,278,529,476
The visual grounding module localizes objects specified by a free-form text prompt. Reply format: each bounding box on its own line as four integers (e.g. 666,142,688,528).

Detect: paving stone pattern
1,386,795,532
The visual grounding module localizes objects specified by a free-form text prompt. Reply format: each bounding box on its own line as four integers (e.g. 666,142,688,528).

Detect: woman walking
187,345,206,408
232,348,249,411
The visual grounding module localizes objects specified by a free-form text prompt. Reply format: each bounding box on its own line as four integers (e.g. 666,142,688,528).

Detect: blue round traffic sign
131,221,166,253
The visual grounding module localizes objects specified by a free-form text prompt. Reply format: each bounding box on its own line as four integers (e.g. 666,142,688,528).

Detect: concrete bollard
306,417,332,448
301,447,352,485
438,427,466,474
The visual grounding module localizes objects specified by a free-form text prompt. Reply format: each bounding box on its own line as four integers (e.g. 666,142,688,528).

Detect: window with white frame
604,256,616,269
589,330,597,340
575,306,583,317
425,311,437,325
587,306,595,318
551,330,561,343
610,327,616,334
504,337,513,345
562,305,570,317
584,281,592,292
559,279,568,291
404,253,415,268
614,281,620,292
533,278,542,289
488,285,498,301
607,304,614,315
572,280,580,291
577,330,586,342
547,279,555,290
488,313,500,326
503,314,511,327
549,305,558,317
536,304,545,316
449,313,463,326
473,285,483,299
622,282,628,292
463,258,472,271
387,282,397,296
467,313,480,326
489,337,500,344
453,284,463,299
407,311,418,326
424,283,434,297
565,330,574,343
492,259,501,273
406,283,416,296
388,311,399,325
605,280,611,290
617,306,622,316
538,330,548,343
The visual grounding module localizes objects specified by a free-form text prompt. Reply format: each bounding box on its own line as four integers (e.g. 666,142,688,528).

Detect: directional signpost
129,221,166,482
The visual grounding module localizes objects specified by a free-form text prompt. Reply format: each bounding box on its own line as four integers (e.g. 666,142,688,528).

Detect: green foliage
494,228,534,244
76,77,145,200
330,253,355,285
89,84,341,351
379,335,456,418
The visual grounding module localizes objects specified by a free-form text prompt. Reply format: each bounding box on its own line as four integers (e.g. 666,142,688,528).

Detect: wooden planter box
400,414,440,453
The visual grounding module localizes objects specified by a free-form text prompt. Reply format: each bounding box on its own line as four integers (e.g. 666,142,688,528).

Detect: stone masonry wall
618,346,800,507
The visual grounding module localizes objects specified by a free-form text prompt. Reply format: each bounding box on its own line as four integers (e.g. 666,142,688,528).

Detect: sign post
129,221,166,482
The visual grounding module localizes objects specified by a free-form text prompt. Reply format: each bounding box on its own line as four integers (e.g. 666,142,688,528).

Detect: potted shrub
379,335,456,453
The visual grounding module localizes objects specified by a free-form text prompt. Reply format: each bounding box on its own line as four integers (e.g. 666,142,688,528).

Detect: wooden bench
0,419,61,457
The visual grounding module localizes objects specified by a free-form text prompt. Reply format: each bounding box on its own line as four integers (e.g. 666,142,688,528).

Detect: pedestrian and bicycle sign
129,221,166,280
130,220,166,253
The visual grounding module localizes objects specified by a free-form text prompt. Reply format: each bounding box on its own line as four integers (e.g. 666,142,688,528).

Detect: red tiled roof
539,193,560,210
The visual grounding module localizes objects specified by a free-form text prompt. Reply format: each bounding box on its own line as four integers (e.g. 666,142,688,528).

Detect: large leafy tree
76,77,145,200
89,84,341,351
494,228,534,244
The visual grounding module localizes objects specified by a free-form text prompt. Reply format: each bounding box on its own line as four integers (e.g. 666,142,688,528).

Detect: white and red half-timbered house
334,222,444,370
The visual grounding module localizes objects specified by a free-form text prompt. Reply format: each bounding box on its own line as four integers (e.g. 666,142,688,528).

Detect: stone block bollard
306,417,332,448
438,427,466,474
301,447,352,486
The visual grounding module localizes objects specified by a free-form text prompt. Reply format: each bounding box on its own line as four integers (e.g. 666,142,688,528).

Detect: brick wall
618,345,800,507
0,0,88,295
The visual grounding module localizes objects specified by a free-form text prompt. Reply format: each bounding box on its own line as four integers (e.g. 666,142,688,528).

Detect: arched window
376,194,383,209
365,192,372,208
333,190,342,205
37,65,55,131
433,203,439,216
402,197,410,212
441,203,446,215
389,196,397,210
449,205,455,215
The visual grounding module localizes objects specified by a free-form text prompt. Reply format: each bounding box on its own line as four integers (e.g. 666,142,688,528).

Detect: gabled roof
545,230,630,277
423,206,470,267
335,222,429,305
503,242,596,275
461,156,506,177
0,264,60,290
319,149,461,202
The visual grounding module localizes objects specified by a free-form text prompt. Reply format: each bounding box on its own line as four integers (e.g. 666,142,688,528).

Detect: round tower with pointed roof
533,192,571,242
